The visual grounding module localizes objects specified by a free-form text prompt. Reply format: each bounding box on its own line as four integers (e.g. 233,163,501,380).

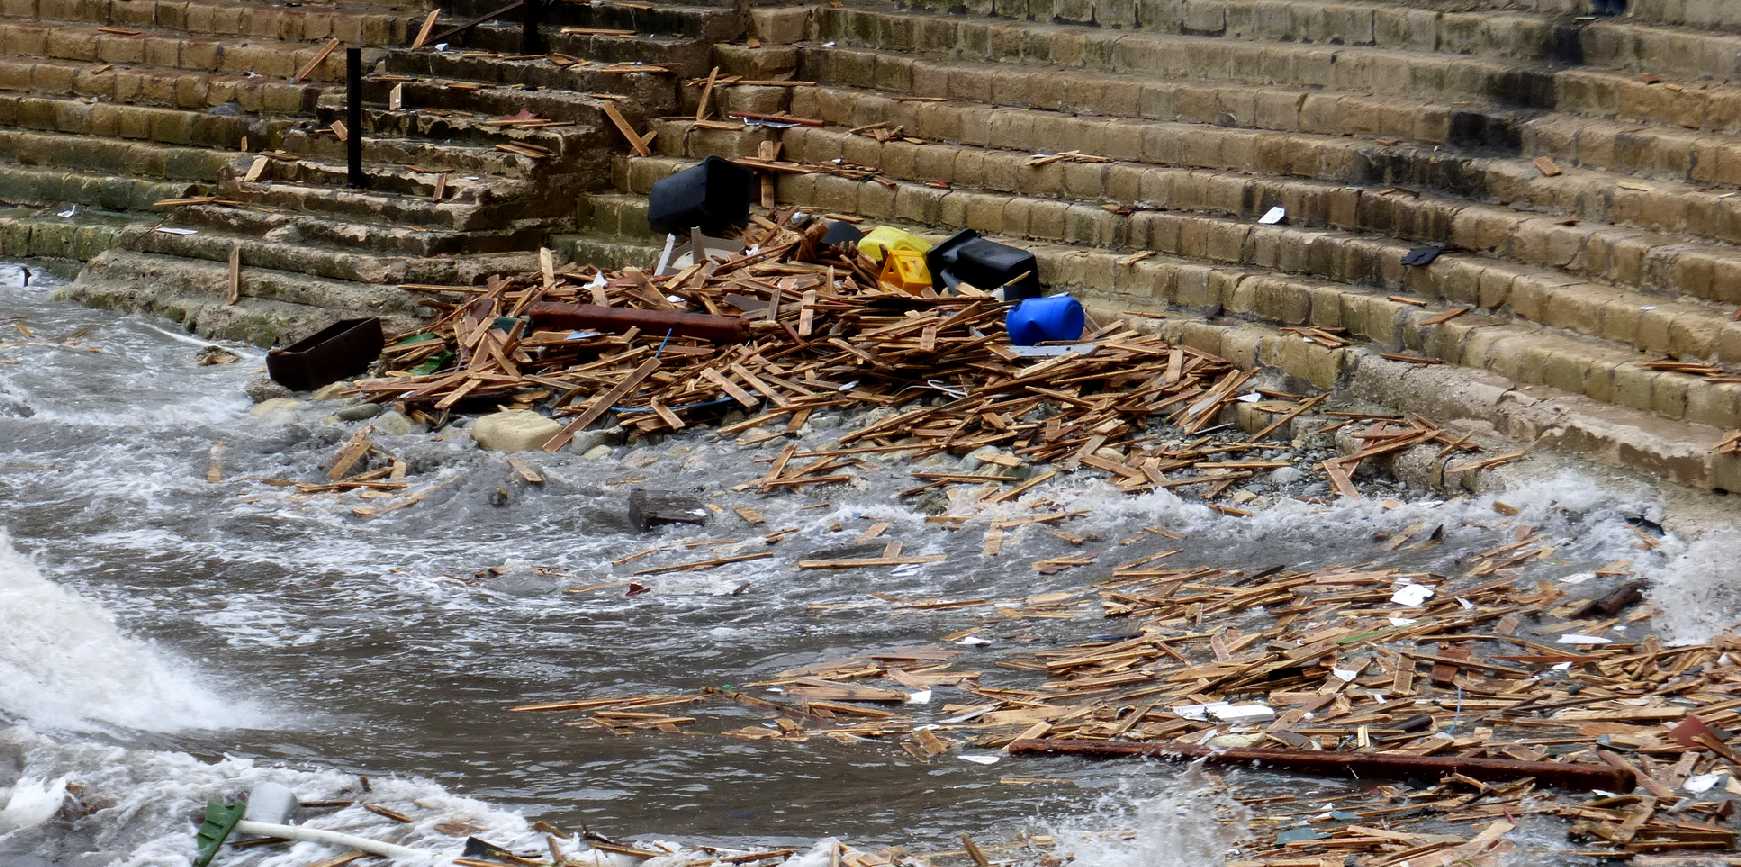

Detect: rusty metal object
526,302,749,343
1006,739,1633,792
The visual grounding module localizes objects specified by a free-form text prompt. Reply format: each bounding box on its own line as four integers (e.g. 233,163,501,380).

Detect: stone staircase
0,0,740,343
561,0,1741,491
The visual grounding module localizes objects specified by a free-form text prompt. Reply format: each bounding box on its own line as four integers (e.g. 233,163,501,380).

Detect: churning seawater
1,260,1735,865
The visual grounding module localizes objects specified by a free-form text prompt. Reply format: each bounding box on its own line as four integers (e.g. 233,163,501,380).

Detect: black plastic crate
266,317,383,392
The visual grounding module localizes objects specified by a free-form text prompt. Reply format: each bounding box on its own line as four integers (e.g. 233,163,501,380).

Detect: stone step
0,156,199,210
274,128,535,179
807,9,1741,135
0,19,377,83
118,220,538,286
435,0,741,41
160,202,550,257
646,117,777,160
343,74,624,126
0,204,131,260
450,21,712,77
0,56,326,115
609,154,1741,429
228,155,533,205
784,71,1741,192
551,230,660,272
762,123,1741,305
379,47,677,113
63,247,427,345
839,2,1741,83
0,0,425,46
0,126,238,183
0,90,290,151
607,151,1741,364
220,178,558,232
329,104,607,165
773,58,1526,150
1133,312,1741,493
891,0,1565,63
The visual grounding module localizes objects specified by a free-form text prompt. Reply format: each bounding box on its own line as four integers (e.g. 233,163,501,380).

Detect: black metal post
345,47,365,190
520,0,542,54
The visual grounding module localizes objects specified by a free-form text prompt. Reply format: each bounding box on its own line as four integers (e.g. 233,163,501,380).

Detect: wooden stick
1007,739,1632,791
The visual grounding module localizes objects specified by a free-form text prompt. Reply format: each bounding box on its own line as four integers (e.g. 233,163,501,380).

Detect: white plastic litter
1391,583,1434,607
1686,772,1727,794
958,753,1001,765
1558,633,1613,644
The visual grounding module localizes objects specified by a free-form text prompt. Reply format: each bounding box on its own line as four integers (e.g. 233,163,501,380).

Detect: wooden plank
543,358,661,451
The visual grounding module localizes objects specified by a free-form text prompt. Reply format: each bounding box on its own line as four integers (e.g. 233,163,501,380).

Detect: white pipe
234,819,430,859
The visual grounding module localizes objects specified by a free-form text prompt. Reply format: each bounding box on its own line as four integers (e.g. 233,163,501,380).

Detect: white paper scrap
958,753,1001,765
1258,206,1286,225
1558,633,1613,645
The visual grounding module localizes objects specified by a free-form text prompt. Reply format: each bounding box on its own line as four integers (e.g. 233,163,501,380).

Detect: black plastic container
646,155,755,236
925,229,1043,300
266,317,384,392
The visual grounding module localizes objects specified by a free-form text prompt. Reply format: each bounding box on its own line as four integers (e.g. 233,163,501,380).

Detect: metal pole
521,0,542,54
345,47,365,189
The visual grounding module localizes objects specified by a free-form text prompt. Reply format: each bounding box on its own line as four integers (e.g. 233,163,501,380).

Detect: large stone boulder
471,410,562,452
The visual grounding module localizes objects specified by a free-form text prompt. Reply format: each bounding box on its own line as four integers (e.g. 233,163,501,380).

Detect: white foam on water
1041,776,1247,867
0,725,548,866
0,530,264,733
1643,534,1741,644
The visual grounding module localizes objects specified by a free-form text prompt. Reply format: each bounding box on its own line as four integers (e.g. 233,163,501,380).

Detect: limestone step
160,202,548,257
599,157,1741,366
0,90,291,151
605,155,1741,429
119,220,538,286
0,204,132,260
63,247,427,345
227,155,534,205
217,178,552,232
0,157,198,210
435,0,741,42
842,1,1741,83
891,0,1566,63
0,19,377,83
806,9,1741,135
342,74,626,126
451,21,712,77
646,117,778,160
1134,313,1741,493
750,123,1741,306
0,56,325,115
0,0,425,46
551,230,660,272
0,127,238,183
273,128,536,179
379,47,677,113
772,58,1525,150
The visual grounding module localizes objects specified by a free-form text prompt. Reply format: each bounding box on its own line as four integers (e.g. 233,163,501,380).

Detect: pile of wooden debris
342,216,1487,502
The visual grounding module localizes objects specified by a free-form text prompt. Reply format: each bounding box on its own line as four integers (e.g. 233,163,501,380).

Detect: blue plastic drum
1006,296,1086,346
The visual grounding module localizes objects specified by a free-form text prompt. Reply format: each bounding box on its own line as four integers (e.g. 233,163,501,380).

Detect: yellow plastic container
879,248,933,294
858,226,932,265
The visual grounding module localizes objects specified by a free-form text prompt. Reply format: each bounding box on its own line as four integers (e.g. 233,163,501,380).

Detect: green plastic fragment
410,350,453,376
395,333,439,346
193,801,244,867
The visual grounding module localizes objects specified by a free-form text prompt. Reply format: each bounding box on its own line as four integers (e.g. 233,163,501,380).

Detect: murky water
0,260,1727,865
